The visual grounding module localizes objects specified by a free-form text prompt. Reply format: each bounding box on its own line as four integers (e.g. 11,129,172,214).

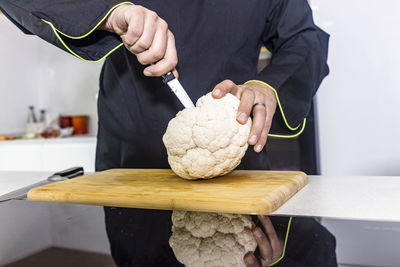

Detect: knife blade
162,72,195,109
0,166,84,202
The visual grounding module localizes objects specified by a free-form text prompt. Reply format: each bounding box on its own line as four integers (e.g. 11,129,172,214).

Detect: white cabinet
0,137,96,172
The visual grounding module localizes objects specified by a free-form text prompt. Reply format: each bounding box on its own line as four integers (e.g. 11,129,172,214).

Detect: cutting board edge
27,172,308,215
27,169,309,214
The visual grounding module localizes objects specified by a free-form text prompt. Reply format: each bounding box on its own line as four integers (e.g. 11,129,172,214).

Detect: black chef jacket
1,0,336,266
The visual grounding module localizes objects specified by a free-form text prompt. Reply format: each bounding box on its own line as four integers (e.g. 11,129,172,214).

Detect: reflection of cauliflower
163,93,251,180
169,211,257,267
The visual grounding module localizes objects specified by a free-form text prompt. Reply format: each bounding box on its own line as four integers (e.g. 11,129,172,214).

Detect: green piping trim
268,216,293,266
244,80,302,131
41,19,124,62
244,79,307,139
268,118,306,138
40,2,134,62
42,2,134,40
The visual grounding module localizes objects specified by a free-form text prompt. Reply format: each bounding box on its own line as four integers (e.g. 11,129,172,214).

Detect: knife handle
162,71,175,84
48,167,84,181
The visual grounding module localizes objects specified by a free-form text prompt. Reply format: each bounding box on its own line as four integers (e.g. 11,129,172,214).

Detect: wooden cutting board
27,169,307,214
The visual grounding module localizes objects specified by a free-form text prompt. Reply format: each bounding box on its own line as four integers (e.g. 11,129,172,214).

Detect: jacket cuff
244,80,306,138
39,2,134,62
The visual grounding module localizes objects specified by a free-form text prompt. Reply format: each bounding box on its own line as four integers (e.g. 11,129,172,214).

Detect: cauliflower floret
163,93,251,179
169,211,257,267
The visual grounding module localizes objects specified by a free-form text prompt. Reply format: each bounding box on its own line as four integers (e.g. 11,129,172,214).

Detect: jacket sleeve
0,0,133,62
246,0,329,138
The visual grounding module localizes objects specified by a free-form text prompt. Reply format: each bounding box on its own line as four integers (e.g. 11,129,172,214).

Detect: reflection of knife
0,167,84,202
162,72,195,108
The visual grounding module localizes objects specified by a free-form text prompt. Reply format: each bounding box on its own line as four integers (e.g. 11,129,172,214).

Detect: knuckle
135,5,145,12
124,35,138,47
168,31,176,41
129,27,142,39
127,46,138,56
134,6,146,17
244,89,255,98
159,19,168,30
138,38,152,50
149,11,158,20
226,79,236,87
152,50,164,61
123,37,134,47
136,54,147,65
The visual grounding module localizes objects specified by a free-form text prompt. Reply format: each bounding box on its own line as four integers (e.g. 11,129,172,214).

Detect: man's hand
99,5,178,77
212,80,277,152
244,215,284,267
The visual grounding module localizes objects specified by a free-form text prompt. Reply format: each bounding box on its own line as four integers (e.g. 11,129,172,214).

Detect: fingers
248,99,266,146
135,19,168,65
247,82,277,152
212,80,237,99
110,6,177,77
253,226,273,264
244,252,261,267
245,218,282,267
258,215,283,260
211,81,277,153
129,11,157,54
254,123,269,152
121,10,144,46
236,88,255,125
144,30,178,76
254,104,273,152
236,88,267,149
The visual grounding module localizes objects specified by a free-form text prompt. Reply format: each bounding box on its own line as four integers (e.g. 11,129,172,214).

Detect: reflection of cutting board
28,169,307,214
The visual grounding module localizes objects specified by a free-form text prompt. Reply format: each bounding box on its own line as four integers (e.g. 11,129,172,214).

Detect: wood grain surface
28,169,307,214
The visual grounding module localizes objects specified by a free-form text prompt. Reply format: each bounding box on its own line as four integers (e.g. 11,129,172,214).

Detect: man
0,1,336,266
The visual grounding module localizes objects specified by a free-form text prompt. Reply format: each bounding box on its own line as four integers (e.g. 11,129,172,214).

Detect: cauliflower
169,211,257,267
163,92,251,179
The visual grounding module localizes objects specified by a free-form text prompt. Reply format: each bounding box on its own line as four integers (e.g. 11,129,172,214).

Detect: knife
162,72,195,108
0,166,84,202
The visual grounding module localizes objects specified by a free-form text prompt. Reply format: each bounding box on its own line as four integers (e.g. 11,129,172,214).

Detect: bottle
39,109,46,123
27,106,37,123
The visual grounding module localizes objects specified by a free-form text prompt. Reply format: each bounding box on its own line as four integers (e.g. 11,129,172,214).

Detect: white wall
312,1,400,266
0,15,41,134
0,14,103,135
0,14,108,264
313,1,400,176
